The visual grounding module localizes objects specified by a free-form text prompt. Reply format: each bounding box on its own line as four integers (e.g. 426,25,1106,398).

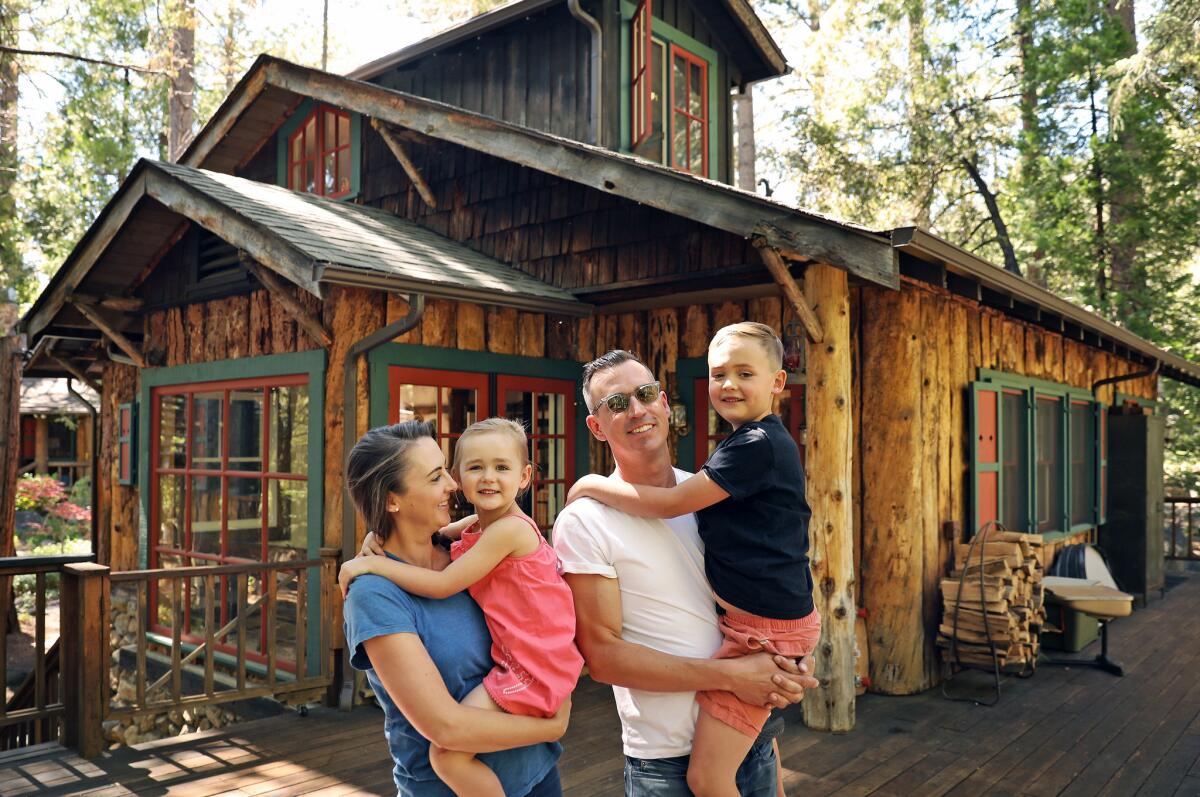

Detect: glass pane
533,482,564,530
336,149,350,194
305,159,317,194
324,152,336,194
338,112,350,149
190,475,223,555
1036,398,1062,532
269,385,309,475
274,569,300,673
505,390,531,422
673,54,686,111
229,389,263,472
159,394,187,469
707,406,733,437
1071,404,1093,526
303,117,316,161
226,478,263,561
673,113,688,169
689,121,703,173
398,384,438,424
187,560,218,636
535,438,566,481
536,393,565,435
324,109,336,153
1001,392,1028,532
158,474,186,549
690,62,703,115
443,387,478,432
268,479,308,560
190,392,223,468
290,164,301,190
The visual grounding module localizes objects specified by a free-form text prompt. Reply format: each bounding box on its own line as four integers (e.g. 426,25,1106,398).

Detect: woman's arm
364,632,569,752
566,472,729,518
340,520,530,600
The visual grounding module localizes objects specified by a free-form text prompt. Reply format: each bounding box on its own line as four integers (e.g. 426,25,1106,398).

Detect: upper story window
626,0,715,178
276,102,361,200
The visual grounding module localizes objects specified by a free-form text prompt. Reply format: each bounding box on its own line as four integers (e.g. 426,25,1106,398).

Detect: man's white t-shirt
552,469,723,759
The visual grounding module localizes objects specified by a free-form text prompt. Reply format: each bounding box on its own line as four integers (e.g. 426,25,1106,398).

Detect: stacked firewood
938,531,1046,671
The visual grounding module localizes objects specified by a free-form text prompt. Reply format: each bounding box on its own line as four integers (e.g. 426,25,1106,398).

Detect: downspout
567,0,603,146
65,378,99,561
1092,358,1160,401
339,293,425,711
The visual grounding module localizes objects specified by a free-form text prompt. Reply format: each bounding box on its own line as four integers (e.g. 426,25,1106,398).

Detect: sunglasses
594,381,661,414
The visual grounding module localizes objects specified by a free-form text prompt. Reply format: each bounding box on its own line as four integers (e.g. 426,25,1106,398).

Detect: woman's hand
565,474,608,505
339,556,376,599
359,532,384,558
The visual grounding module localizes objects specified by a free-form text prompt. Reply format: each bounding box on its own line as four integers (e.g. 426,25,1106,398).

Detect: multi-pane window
670,46,708,175
151,375,310,666
287,104,353,198
972,374,1104,537
693,378,805,468
387,367,576,532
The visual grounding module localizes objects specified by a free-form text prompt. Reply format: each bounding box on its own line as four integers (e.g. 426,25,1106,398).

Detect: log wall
857,278,1158,695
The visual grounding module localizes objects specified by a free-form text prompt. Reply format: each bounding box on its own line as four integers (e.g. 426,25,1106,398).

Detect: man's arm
567,472,728,518
566,573,815,707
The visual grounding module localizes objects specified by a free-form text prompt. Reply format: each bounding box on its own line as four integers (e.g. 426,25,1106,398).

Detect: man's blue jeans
623,735,777,797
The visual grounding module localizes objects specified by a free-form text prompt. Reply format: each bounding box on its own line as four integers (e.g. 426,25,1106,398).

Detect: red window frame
670,45,708,176
693,378,805,469
388,367,491,458
497,375,576,532
630,0,653,149
286,104,353,198
149,374,310,672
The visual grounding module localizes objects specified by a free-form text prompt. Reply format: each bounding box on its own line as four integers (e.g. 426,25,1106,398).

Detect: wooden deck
1,571,1198,796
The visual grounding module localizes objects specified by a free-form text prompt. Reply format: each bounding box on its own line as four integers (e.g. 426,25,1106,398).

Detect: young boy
567,322,819,797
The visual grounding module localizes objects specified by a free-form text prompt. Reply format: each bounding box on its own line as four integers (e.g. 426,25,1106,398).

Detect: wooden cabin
16,378,96,488
11,0,1200,752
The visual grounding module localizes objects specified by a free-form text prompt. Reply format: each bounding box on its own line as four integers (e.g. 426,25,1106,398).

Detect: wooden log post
61,562,109,757
801,263,857,732
0,335,22,635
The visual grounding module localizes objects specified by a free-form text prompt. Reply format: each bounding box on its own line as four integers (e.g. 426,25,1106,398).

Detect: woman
342,421,568,796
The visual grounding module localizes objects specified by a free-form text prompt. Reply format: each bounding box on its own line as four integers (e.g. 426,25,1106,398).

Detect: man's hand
566,474,608,505
339,556,376,599
723,653,819,709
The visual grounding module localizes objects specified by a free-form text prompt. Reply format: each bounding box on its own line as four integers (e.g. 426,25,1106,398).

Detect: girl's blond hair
451,417,531,477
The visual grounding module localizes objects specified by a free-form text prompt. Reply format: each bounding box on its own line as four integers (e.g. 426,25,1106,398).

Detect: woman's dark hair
346,421,437,542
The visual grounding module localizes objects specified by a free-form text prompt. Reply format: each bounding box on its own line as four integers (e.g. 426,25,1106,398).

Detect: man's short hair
710,322,784,370
581,349,651,413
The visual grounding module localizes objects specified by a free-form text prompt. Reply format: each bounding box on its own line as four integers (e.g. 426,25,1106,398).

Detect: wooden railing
1166,496,1200,560
0,554,93,751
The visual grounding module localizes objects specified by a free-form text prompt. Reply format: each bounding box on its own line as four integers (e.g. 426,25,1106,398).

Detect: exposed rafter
241,257,333,347
370,118,438,209
755,239,824,344
68,299,148,369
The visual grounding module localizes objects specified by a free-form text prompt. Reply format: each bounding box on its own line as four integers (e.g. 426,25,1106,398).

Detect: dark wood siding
370,5,591,144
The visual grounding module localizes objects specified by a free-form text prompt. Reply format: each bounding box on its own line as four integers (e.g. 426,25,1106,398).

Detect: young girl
568,322,820,797
340,417,583,797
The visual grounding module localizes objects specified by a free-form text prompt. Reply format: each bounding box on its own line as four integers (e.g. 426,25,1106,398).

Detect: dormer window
276,101,361,200
625,0,715,178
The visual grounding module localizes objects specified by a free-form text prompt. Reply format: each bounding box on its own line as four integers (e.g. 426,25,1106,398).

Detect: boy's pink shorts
696,608,822,737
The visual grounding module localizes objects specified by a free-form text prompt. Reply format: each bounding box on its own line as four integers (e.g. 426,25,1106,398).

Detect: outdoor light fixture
670,394,689,437
783,322,806,384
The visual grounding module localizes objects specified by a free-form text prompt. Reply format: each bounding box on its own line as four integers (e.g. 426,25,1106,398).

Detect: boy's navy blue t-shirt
700,413,814,620
343,562,560,796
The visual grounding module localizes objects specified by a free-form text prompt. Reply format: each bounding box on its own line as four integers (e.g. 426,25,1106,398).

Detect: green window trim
367,344,589,483
137,349,327,677
276,99,363,201
676,356,707,472
118,401,138,486
618,0,720,179
971,369,1106,537
1114,391,1158,413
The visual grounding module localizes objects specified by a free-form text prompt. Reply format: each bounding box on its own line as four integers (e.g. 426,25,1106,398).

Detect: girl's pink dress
450,513,583,718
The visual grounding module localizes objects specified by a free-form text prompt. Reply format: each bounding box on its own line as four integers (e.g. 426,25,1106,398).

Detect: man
553,350,817,796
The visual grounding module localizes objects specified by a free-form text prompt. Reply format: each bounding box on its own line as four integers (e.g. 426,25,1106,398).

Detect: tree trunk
167,0,195,162
1,1,20,289
734,87,756,192
1105,0,1139,298
906,0,933,228
1015,0,1045,284
0,334,22,634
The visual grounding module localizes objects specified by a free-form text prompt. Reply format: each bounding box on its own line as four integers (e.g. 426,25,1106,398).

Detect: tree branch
960,155,1022,276
0,45,166,76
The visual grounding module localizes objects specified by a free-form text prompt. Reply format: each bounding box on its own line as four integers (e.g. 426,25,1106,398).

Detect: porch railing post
62,562,109,757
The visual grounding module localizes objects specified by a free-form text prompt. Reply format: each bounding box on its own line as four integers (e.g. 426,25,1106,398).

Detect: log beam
801,262,856,732
50,353,101,394
242,257,333,348
72,294,145,313
68,300,148,369
755,241,824,344
370,118,438,209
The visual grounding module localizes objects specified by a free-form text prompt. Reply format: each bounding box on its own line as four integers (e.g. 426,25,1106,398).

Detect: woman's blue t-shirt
343,568,560,796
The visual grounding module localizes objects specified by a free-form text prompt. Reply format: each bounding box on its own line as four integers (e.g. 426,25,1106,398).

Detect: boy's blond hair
710,322,784,370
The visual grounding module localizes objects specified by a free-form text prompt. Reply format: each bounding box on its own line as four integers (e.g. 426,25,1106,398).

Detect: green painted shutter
118,401,137,486
970,382,1001,536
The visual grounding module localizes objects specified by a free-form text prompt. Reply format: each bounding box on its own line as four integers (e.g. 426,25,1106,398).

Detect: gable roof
20,378,99,415
20,158,587,346
346,0,788,85
180,56,898,290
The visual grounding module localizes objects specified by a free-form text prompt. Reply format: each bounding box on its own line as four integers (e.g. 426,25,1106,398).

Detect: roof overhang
181,57,897,290
346,0,787,85
892,227,1200,388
